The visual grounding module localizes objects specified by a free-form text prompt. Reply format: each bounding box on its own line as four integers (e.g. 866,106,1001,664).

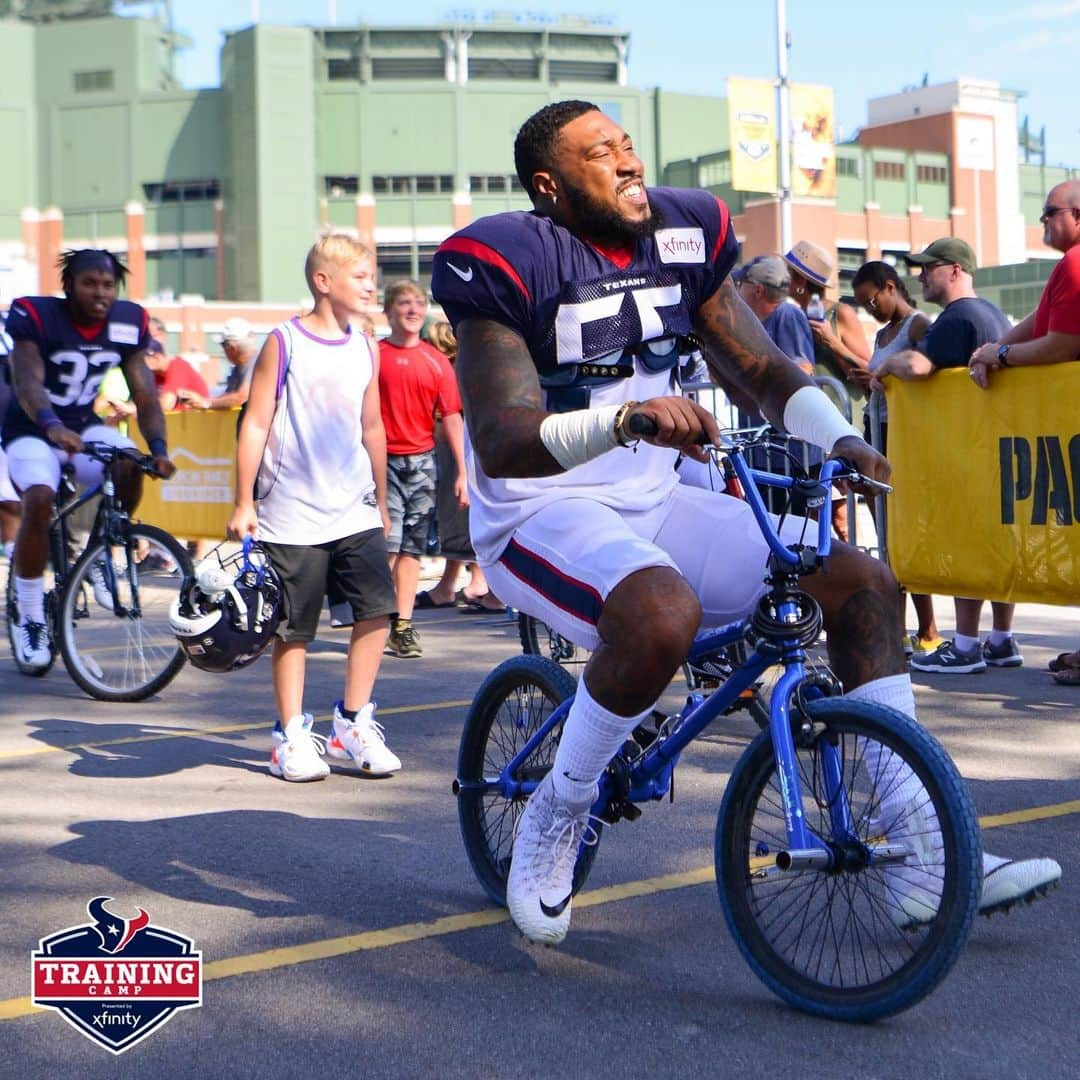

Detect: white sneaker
506,772,598,946
88,560,114,611
326,701,401,775
14,620,51,670
879,793,945,930
979,853,1061,915
269,714,329,782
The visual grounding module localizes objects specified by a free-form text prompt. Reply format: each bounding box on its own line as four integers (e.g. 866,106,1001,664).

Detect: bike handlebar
78,441,167,477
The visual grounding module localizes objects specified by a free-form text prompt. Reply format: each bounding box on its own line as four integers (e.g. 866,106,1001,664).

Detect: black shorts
262,528,395,642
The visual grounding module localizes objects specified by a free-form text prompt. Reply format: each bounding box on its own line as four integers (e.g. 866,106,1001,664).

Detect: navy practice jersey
429,187,738,562
2,296,150,443
432,186,736,388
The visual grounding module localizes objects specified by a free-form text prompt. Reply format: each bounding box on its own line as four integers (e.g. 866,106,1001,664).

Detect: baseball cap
783,240,834,290
905,238,977,275
218,316,252,344
733,255,790,289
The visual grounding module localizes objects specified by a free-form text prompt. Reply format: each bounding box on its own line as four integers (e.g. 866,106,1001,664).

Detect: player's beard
559,178,663,247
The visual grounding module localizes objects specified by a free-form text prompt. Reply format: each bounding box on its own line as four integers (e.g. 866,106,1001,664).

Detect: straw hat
783,240,834,290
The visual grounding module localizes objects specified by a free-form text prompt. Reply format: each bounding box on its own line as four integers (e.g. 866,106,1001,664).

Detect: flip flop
459,591,504,614
1052,667,1080,685
1048,651,1080,672
414,590,457,609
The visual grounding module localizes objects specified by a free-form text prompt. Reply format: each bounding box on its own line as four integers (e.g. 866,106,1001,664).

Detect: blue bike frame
477,450,858,863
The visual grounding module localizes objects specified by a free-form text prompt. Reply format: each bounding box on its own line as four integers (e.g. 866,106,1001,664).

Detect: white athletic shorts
0,445,16,503
483,483,811,651
5,425,136,494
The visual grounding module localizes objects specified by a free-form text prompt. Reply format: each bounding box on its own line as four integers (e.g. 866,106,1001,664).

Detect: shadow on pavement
24,717,265,779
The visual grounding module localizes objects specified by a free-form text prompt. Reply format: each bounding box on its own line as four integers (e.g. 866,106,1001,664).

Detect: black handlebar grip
626,411,711,445
626,412,659,438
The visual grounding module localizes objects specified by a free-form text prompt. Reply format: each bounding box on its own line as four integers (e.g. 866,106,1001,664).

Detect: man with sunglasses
871,237,1021,677
969,181,1080,384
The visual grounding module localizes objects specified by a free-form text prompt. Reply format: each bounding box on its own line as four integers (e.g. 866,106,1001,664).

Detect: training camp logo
31,897,203,1055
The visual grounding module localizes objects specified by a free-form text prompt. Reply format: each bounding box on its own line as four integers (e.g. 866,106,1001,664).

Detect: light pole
776,0,793,253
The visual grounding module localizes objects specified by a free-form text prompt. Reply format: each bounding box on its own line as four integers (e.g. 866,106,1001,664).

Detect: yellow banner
790,82,836,198
133,409,238,540
728,76,776,193
886,368,1080,605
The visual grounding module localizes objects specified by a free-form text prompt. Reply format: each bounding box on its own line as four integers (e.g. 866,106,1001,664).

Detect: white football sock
550,675,652,808
14,576,45,625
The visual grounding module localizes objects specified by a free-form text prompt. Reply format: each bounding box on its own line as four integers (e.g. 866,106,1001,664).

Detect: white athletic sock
848,675,923,813
988,629,1012,647
954,633,979,654
550,675,652,808
14,576,45,625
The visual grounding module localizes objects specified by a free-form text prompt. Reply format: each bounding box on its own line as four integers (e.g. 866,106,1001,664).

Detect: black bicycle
5,441,192,701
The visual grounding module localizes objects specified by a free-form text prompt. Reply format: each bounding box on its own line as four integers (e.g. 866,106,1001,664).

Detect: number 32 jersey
1,296,151,444
431,186,737,562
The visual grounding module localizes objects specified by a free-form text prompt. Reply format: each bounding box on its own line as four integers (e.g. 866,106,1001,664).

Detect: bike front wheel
457,654,602,906
57,524,192,702
715,698,980,1022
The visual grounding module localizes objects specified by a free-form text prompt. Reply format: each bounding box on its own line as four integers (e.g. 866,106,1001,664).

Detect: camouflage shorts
386,451,437,556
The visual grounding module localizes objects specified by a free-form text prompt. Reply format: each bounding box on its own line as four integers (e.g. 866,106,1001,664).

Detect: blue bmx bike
453,430,981,1022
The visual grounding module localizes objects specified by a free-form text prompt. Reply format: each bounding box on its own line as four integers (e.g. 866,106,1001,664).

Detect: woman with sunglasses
850,260,940,656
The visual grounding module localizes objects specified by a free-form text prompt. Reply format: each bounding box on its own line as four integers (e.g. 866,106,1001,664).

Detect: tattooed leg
801,542,906,690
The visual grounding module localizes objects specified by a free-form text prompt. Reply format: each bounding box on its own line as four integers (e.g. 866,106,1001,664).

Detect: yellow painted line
2,796,1077,1022
0,700,472,762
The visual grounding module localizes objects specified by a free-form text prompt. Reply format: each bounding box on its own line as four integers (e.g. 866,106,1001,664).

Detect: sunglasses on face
1040,205,1077,224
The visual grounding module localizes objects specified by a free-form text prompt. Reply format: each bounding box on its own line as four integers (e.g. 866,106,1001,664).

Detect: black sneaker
910,640,986,674
981,638,1023,668
384,624,422,659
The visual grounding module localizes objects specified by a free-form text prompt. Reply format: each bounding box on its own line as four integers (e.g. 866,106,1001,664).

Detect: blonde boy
228,234,400,781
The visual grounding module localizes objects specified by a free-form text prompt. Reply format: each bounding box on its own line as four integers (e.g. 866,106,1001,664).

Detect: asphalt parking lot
1,589,1078,1078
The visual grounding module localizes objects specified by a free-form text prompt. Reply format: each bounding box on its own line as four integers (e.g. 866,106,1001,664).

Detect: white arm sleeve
538,405,622,471
782,385,863,451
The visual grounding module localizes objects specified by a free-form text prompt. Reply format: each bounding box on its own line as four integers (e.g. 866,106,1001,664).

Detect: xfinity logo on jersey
31,897,203,1055
655,228,706,265
108,322,140,345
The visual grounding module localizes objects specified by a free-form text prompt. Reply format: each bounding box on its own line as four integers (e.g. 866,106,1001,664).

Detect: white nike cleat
506,773,597,946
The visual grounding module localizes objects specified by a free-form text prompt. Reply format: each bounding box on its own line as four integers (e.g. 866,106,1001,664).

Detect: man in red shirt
970,180,1080,379
378,279,466,658
970,179,1080,683
144,337,210,412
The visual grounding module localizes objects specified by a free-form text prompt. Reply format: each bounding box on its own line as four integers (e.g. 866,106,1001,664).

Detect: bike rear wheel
715,698,980,1022
5,568,58,676
457,654,602,906
57,524,192,702
518,611,590,667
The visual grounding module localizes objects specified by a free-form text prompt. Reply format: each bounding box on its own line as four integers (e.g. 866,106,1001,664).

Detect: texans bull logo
88,896,150,954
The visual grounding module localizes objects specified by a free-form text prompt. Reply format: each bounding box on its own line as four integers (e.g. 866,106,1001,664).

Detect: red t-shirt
154,355,209,409
378,339,462,455
1033,244,1080,337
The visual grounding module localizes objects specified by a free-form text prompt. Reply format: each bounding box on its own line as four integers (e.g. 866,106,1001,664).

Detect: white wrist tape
539,405,622,470
782,385,863,451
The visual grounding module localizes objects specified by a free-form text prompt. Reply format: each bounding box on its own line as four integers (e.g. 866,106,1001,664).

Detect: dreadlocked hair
514,99,598,203
58,249,129,295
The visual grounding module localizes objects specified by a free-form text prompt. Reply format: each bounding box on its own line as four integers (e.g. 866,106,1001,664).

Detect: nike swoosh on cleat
539,895,572,918
447,262,473,282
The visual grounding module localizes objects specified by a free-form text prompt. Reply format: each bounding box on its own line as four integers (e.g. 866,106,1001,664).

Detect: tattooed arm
693,277,814,427
122,351,176,477
453,318,563,478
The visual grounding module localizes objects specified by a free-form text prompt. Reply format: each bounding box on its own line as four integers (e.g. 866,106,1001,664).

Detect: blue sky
140,0,1080,168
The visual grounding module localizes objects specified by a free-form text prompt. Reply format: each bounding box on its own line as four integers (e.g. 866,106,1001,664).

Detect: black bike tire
715,697,981,1022
457,654,602,906
58,524,192,702
5,568,57,676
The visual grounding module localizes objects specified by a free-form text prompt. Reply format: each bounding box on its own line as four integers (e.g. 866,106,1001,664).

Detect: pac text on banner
886,367,1080,605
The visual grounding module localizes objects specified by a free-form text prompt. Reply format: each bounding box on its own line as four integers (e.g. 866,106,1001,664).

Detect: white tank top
256,317,382,545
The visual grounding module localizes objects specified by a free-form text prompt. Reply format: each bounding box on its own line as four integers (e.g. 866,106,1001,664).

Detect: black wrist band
36,408,61,433
148,438,167,457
